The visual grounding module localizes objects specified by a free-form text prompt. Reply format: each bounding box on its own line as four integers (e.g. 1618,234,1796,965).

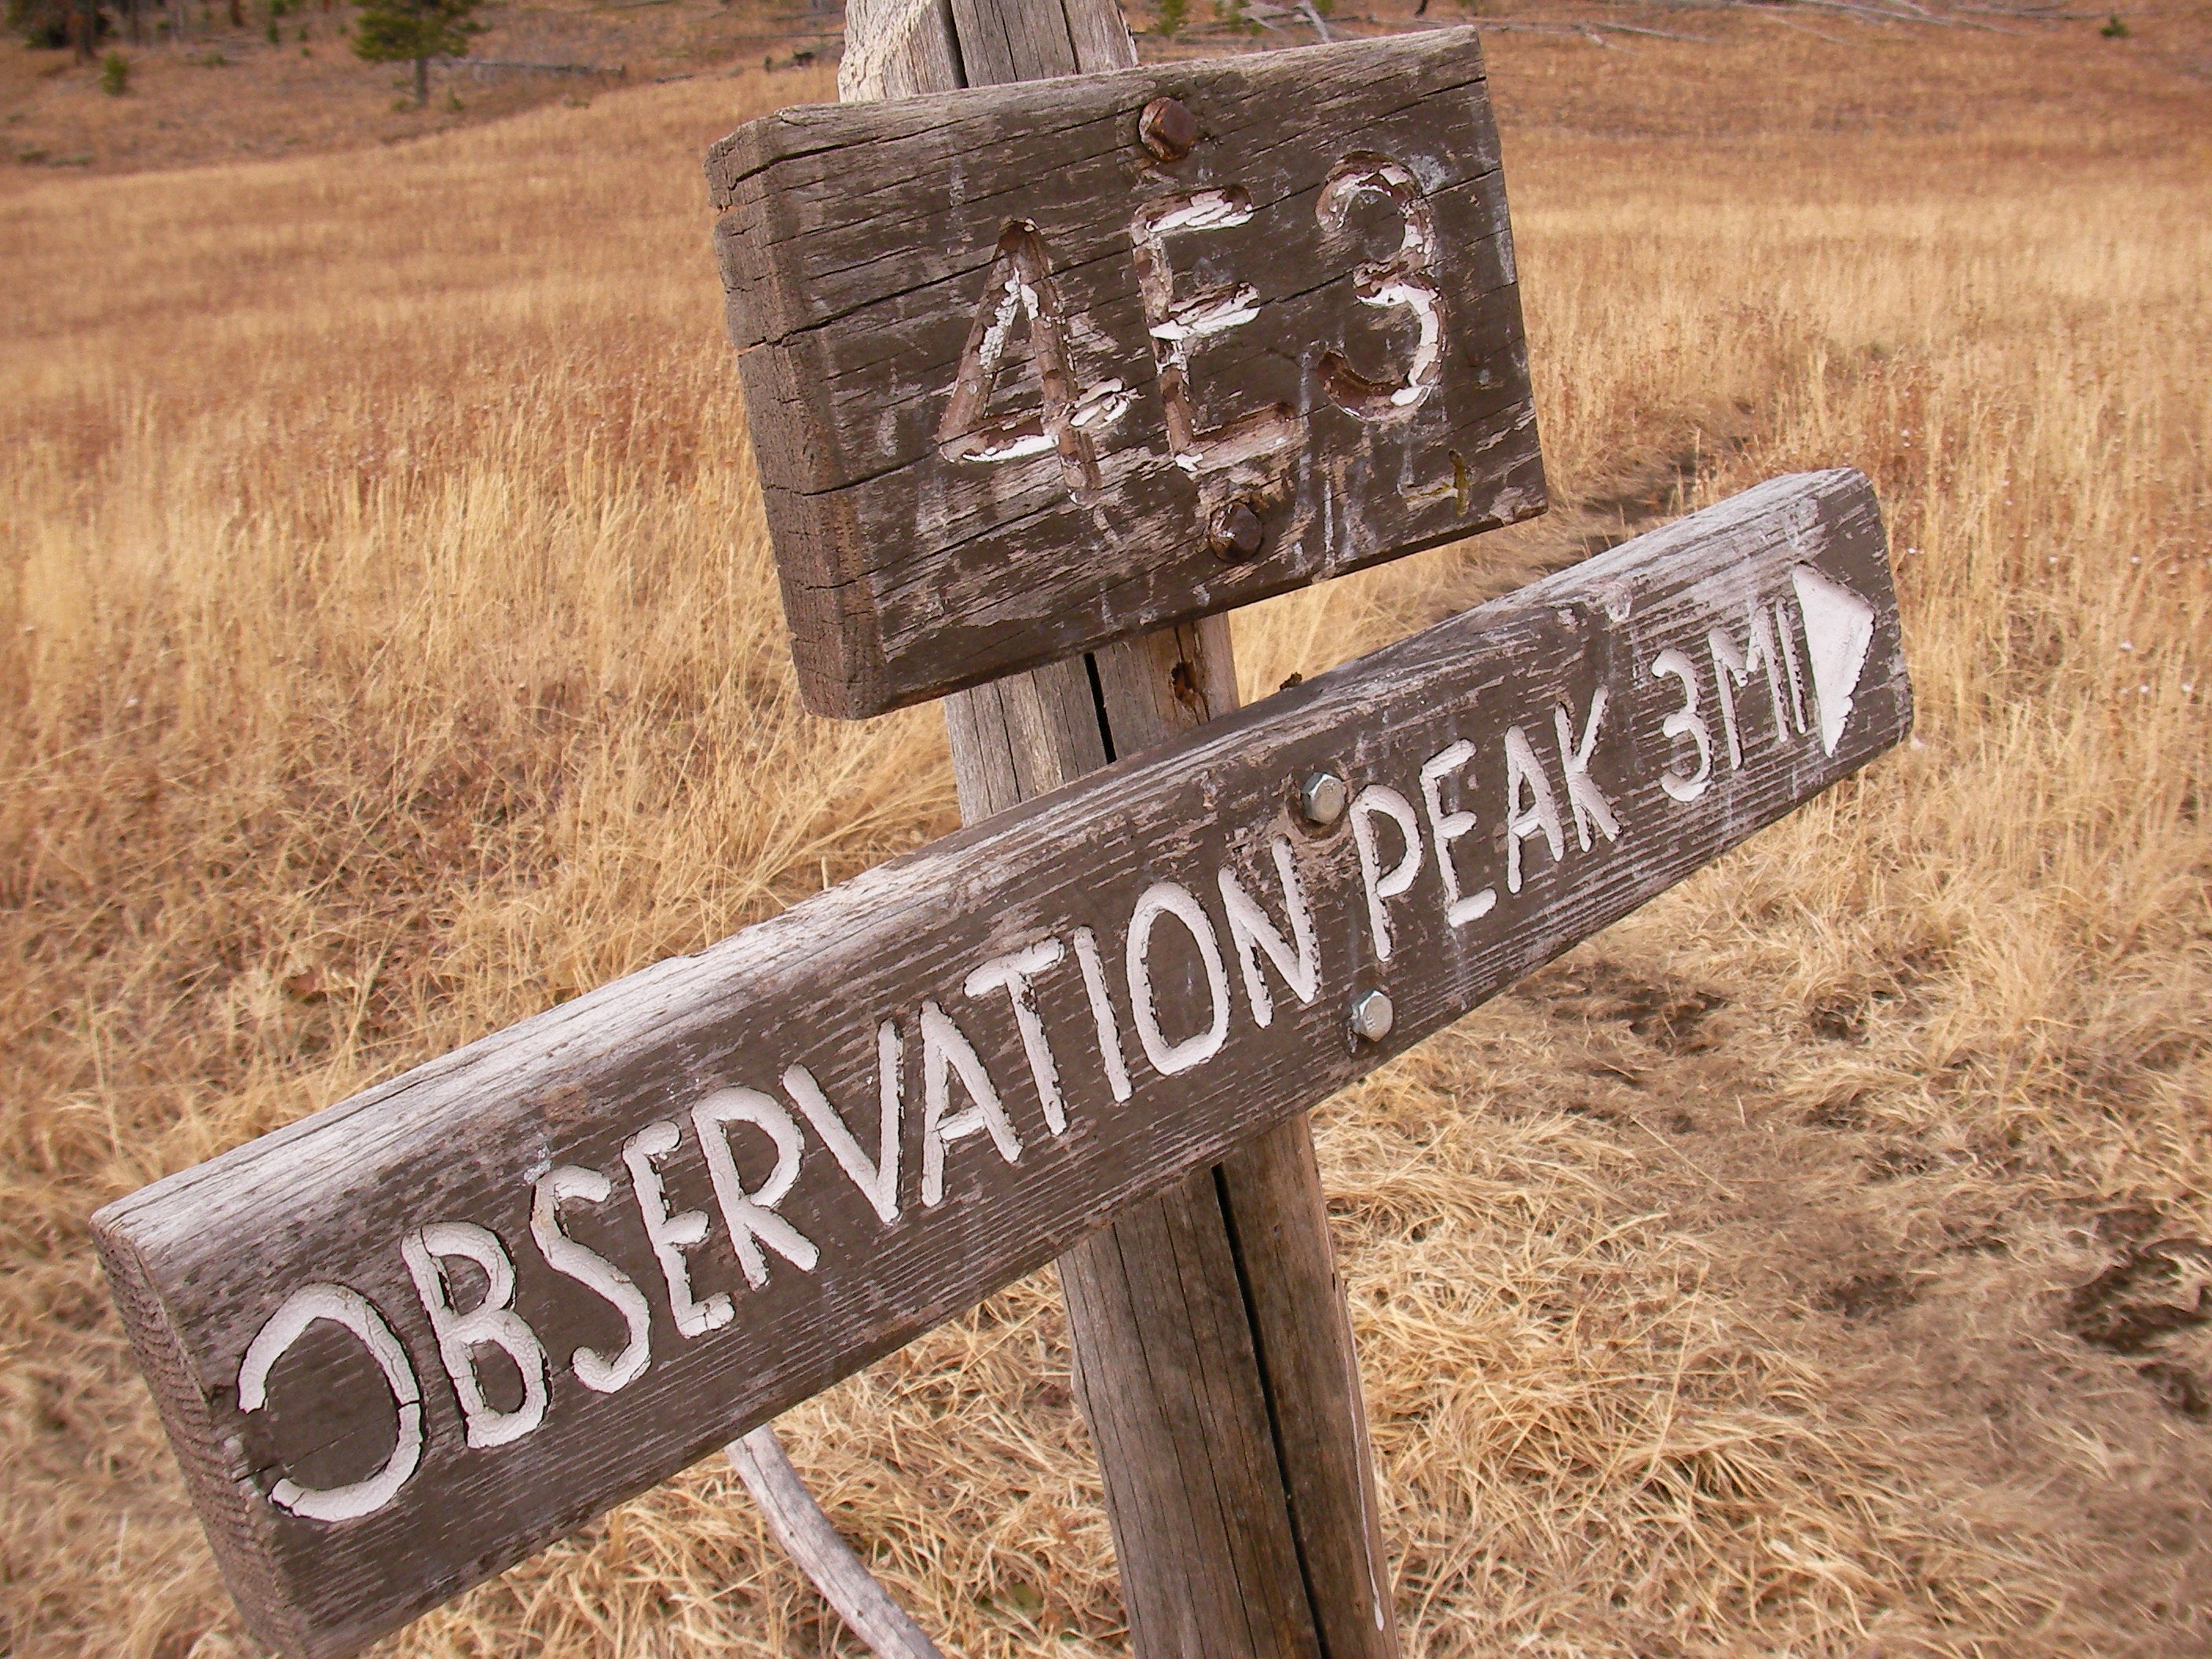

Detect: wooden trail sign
94,467,1907,1659
710,29,1544,719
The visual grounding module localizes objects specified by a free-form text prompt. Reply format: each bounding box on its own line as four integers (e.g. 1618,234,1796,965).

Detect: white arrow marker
1790,565,1877,756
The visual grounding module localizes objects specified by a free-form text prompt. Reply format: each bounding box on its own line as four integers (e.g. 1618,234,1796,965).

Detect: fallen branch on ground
452,57,627,75
1601,20,1720,41
1748,9,1859,43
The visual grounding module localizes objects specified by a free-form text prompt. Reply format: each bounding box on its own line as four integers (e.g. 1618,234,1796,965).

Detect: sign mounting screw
1297,769,1346,829
1138,96,1200,163
1350,989,1395,1044
1207,499,1265,561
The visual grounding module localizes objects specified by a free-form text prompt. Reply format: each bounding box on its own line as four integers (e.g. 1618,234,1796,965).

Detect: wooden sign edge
93,467,1906,1659
758,436,1547,721
97,1223,315,1654
704,29,1547,720
703,29,1494,346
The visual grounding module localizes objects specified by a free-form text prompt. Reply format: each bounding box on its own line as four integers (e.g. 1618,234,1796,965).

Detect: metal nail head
1138,96,1201,163
1350,989,1395,1044
1297,769,1346,829
1207,498,1265,561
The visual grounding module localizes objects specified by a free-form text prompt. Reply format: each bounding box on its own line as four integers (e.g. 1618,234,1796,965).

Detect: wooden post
840,7,1399,1656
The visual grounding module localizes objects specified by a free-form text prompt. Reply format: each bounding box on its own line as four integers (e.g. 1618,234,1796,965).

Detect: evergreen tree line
9,0,482,107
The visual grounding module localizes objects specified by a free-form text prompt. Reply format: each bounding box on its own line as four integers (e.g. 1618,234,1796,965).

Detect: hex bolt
1297,769,1347,829
1350,989,1395,1044
1138,96,1201,163
1207,498,1265,561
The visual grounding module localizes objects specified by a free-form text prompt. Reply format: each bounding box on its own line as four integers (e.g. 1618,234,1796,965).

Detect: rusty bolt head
1207,498,1265,562
1350,989,1396,1044
1138,96,1201,163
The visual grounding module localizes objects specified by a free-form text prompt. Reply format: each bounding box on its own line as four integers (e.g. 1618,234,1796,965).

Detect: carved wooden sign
95,469,1906,1659
709,29,1544,720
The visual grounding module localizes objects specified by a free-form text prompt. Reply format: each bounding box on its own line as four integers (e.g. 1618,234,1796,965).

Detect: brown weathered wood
846,10,1390,1654
93,469,1908,1658
837,0,963,100
1058,1161,1319,1659
945,631,1339,1659
708,28,1544,719
1215,1115,1397,1650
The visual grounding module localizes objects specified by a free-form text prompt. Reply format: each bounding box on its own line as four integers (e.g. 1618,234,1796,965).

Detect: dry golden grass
4,12,2210,1657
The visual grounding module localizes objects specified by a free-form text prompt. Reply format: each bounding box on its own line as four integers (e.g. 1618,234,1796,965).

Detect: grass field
0,0,838,175
3,5,2210,1655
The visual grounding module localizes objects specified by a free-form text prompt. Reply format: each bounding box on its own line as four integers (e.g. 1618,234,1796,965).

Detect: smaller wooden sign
96,470,1903,1659
709,29,1544,719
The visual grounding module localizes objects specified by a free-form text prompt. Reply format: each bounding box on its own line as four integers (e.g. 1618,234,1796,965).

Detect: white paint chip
693,1089,821,1288
783,1024,904,1229
402,1221,551,1451
237,1284,423,1523
966,938,1071,1133
1417,739,1495,927
1217,837,1320,1029
1791,564,1877,756
1350,784,1423,958
919,999,1022,1207
531,1166,654,1394
623,1122,734,1339
1125,881,1232,1076
1650,647,1713,804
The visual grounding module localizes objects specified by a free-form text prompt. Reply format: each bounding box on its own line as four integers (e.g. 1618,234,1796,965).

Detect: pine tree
352,0,480,108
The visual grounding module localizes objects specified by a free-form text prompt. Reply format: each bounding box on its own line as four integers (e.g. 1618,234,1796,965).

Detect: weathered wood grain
850,5,1390,1650
1043,630,1361,1659
708,29,1546,719
93,469,1906,1658
1213,1114,1397,1650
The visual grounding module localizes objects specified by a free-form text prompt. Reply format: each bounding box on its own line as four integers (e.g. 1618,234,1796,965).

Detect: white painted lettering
782,1022,903,1228
1552,686,1621,853
1708,605,1789,768
1773,598,1811,734
1217,837,1320,1028
1314,156,1443,420
1125,881,1232,1075
919,999,1023,1208
1650,647,1713,803
237,1284,423,1522
401,1221,550,1450
1071,925,1133,1104
1351,783,1423,958
1129,190,1298,474
938,221,1130,500
1503,725,1564,894
1708,626,1747,768
1749,603,1794,739
1791,565,1878,756
965,938,1070,1134
529,1167,652,1394
1417,739,1495,927
622,1121,733,1339
693,1089,821,1288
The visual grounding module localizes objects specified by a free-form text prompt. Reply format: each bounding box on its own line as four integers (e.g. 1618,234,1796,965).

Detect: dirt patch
1819,1269,1920,1322
1521,958,1732,1054
2066,1238,2212,1357
1489,939,2212,1649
